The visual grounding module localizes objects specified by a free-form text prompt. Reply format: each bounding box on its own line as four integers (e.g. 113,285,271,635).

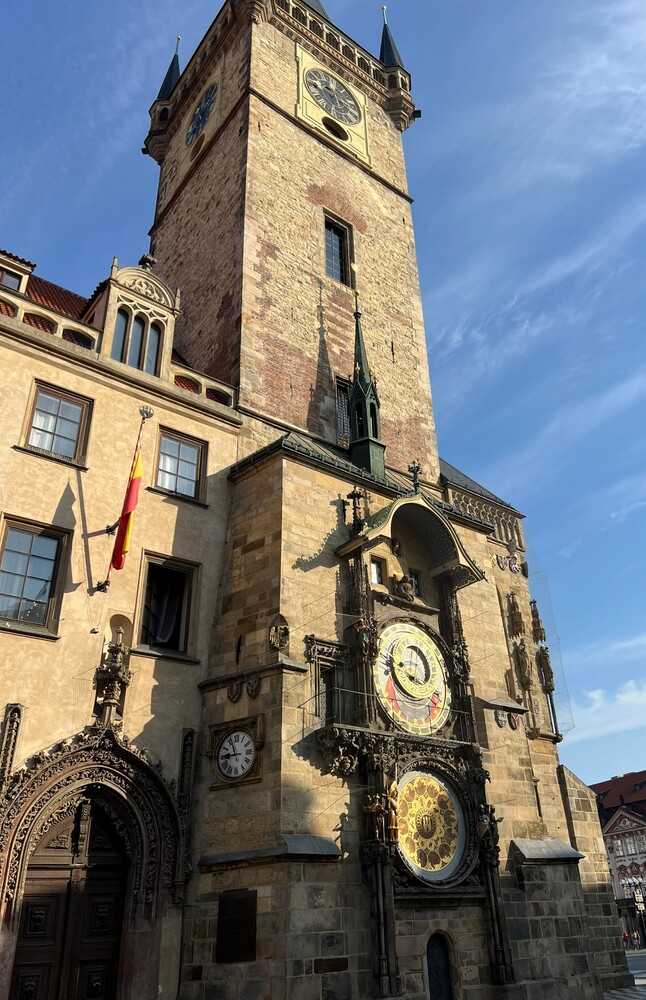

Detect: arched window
63,328,95,350
111,308,163,376
355,405,366,438
370,402,379,437
427,934,455,1000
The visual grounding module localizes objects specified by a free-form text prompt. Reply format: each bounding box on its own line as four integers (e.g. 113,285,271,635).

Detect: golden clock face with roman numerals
373,622,451,735
216,730,256,781
397,771,465,883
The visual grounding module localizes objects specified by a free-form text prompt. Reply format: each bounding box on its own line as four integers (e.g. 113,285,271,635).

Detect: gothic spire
353,295,375,397
379,8,405,68
157,48,180,102
349,295,385,480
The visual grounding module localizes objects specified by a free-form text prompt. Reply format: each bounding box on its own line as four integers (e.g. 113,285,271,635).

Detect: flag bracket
94,578,111,593
105,520,120,536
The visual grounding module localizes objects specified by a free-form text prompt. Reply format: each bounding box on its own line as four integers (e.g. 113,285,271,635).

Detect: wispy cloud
564,632,646,675
565,678,646,745
482,368,646,501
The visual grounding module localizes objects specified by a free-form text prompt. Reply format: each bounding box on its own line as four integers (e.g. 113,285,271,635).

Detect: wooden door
427,934,455,1000
10,801,127,1000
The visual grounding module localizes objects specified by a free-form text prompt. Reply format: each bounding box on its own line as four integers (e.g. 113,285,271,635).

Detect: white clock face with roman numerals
217,730,256,780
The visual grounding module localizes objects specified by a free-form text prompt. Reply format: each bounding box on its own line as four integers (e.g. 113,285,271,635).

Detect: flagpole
95,405,154,592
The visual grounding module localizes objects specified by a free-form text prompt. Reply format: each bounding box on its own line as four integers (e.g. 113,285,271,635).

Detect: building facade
593,772,646,947
0,1,633,999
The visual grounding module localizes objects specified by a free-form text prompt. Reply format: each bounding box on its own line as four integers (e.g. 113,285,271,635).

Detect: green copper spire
349,295,386,480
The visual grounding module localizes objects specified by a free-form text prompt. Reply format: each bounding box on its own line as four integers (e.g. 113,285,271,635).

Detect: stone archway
427,933,455,1000
0,725,185,1000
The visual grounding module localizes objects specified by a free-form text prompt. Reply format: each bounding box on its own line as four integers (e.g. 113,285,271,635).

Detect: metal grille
335,377,351,446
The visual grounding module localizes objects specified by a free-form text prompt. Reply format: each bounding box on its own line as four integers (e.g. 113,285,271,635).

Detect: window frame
23,381,93,466
370,556,386,587
111,305,163,377
324,213,354,287
153,428,207,503
409,569,422,597
335,376,351,447
0,516,70,636
136,552,199,657
0,266,22,291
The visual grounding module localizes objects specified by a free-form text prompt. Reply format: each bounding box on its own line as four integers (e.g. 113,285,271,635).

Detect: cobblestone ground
603,989,646,999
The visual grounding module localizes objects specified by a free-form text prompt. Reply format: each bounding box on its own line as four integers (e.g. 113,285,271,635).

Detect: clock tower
144,0,439,479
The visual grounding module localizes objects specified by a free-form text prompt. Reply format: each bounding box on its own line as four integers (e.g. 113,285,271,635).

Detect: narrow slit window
145,323,162,375
335,377,351,447
325,217,352,285
127,315,145,368
370,557,384,586
112,308,129,361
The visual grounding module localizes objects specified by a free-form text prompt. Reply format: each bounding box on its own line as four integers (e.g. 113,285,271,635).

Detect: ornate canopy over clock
185,84,218,146
396,771,466,883
373,621,451,736
304,69,362,125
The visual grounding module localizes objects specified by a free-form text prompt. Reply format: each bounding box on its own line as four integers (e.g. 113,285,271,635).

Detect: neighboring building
593,771,646,946
0,2,632,999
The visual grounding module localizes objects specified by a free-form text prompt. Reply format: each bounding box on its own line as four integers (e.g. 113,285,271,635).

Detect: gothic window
427,934,455,1000
0,266,21,290
292,6,307,24
335,377,351,446
370,401,379,437
215,890,257,963
26,383,91,463
139,556,196,654
156,430,206,500
616,838,625,857
111,307,162,375
324,216,352,286
626,835,636,855
0,522,67,630
358,56,370,73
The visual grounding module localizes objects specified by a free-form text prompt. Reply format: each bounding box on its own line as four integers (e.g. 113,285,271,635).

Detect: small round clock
186,84,218,146
305,69,362,125
373,621,451,736
397,771,466,883
216,730,256,781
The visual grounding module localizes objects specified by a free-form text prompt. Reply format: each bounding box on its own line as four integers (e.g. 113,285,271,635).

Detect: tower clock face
186,84,218,146
305,69,362,125
397,771,466,883
373,622,451,736
216,730,256,781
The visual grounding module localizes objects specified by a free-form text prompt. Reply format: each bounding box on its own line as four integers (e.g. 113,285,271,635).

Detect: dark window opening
140,561,192,652
0,267,21,291
112,308,163,376
370,402,379,437
335,377,351,447
409,570,422,597
62,328,95,350
215,890,257,964
355,405,366,438
427,934,455,1000
325,217,352,286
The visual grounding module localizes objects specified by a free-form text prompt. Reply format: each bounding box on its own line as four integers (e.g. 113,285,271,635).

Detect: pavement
603,951,646,998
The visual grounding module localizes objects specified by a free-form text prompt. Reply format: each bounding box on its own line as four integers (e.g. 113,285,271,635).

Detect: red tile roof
591,770,646,809
0,248,35,268
26,275,88,321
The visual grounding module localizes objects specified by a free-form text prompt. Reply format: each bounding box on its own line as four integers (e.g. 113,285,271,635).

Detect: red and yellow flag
110,450,143,571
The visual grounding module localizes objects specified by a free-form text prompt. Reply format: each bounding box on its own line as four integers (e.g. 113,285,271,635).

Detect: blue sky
2,1,645,783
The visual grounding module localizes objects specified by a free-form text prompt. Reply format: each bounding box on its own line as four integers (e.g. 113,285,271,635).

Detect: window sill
0,620,60,641
13,444,88,471
145,486,209,509
130,646,201,665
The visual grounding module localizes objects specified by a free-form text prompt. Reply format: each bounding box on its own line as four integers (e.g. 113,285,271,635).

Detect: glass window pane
20,601,47,624
0,572,24,597
112,309,129,361
0,269,21,291
177,478,196,497
1,551,28,575
35,392,60,415
0,596,20,619
33,410,57,432
59,400,82,422
144,324,161,375
52,435,76,458
23,577,51,601
178,460,197,481
179,442,199,463
27,556,55,580
127,316,145,368
159,453,177,473
28,428,53,451
55,418,79,441
6,530,31,553
32,535,58,559
156,470,175,491
160,436,180,457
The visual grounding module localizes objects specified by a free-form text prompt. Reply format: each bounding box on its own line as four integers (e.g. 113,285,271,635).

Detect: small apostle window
140,559,194,653
325,216,352,286
370,557,385,586
215,889,257,963
409,570,422,597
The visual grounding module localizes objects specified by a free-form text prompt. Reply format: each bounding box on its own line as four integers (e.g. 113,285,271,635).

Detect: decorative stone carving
269,615,289,652
408,460,422,495
94,627,132,725
391,574,415,603
507,592,524,638
246,676,261,699
227,680,243,703
346,486,365,534
514,640,532,691
530,599,546,643
536,645,555,694
0,704,22,792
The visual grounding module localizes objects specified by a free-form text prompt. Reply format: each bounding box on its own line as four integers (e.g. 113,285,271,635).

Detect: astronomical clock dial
397,771,466,883
216,730,256,781
304,69,362,125
373,622,451,736
186,84,218,146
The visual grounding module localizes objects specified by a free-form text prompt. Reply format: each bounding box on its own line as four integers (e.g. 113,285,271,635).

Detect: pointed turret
157,52,180,101
349,297,386,480
380,19,405,69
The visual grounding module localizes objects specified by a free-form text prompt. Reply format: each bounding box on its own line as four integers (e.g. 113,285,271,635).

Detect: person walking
634,929,641,950
623,930,629,949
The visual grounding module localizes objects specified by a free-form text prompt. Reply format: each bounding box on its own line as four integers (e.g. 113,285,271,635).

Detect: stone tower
144,0,439,478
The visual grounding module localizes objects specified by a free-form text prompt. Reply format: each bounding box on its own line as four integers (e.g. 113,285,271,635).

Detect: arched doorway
427,934,455,1000
10,795,128,1000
